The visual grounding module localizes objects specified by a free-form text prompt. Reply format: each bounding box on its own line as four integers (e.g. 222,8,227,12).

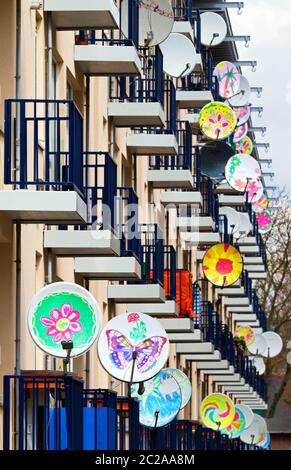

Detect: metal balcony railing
199,176,219,226
4,99,84,196
172,0,193,22
218,214,230,244
241,270,253,302
109,46,164,104
164,245,177,301
117,186,140,261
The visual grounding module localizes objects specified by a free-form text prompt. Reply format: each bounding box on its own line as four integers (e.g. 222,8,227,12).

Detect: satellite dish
240,414,267,444
244,179,264,203
247,334,268,355
227,75,251,107
249,356,266,375
236,404,254,429
233,105,251,126
202,243,243,287
219,207,242,237
200,393,235,430
233,212,252,240
258,432,271,449
234,136,253,155
131,369,182,428
233,123,249,143
164,368,192,409
97,312,169,383
220,405,246,438
225,154,262,193
252,196,269,213
27,282,101,358
199,102,237,141
235,325,256,347
256,210,273,234
121,0,174,47
200,142,234,181
200,12,227,47
159,33,197,78
213,61,240,99
261,331,283,358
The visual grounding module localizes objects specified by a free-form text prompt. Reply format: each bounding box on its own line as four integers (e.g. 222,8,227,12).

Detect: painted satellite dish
225,154,261,192
256,210,273,234
220,406,246,438
235,136,253,155
227,75,251,107
233,123,249,143
213,61,240,99
233,105,251,126
261,331,283,358
164,368,192,409
199,102,237,141
202,243,243,287
200,393,235,430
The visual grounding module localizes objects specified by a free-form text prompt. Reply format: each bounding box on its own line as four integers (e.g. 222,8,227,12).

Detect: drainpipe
85,78,91,388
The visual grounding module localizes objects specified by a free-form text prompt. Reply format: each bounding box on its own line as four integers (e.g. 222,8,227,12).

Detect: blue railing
4,99,84,196
164,245,177,301
199,176,219,227
219,214,230,244
178,70,219,100
109,46,164,104
241,270,253,302
172,0,192,22
193,9,201,52
139,224,164,286
117,186,141,260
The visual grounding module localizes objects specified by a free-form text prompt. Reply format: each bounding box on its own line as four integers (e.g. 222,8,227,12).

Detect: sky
229,0,291,195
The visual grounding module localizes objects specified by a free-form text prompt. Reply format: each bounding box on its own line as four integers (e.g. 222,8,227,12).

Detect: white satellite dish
219,207,242,237
249,356,266,375
261,331,283,358
227,76,251,107
234,212,252,240
240,414,267,444
121,0,174,47
159,33,198,78
200,12,227,47
247,334,268,356
236,404,254,429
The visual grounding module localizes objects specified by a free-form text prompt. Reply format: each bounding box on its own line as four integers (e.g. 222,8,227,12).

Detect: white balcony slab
216,379,245,387
204,366,235,376
148,170,193,189
224,297,250,307
227,306,254,314
197,360,229,371
44,0,119,30
184,351,221,362
74,256,141,280
218,194,245,207
172,21,195,42
237,236,257,246
176,90,213,109
168,332,202,343
44,230,120,256
158,318,194,333
75,45,142,76
239,245,260,254
243,256,264,265
177,216,215,232
129,301,178,317
0,190,87,223
185,113,199,130
216,182,239,194
248,272,267,280
216,287,245,296
177,342,214,355
245,264,266,273
182,232,220,246
108,284,165,303
233,393,259,400
127,133,178,155
223,385,251,393
108,102,165,127
233,314,258,323
212,374,242,383
160,190,202,207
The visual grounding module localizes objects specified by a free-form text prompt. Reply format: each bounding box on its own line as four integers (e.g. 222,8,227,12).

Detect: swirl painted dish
200,393,235,430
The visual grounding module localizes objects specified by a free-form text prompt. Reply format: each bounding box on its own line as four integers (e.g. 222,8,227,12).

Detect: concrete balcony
216,286,245,297
177,216,216,232
233,314,259,324
129,301,178,317
182,232,221,247
177,342,214,355
239,245,260,255
160,190,202,207
74,256,141,280
172,21,195,42
227,305,254,314
176,90,213,109
224,297,250,307
75,44,142,76
0,190,87,224
197,360,230,371
44,0,119,30
223,384,251,393
127,133,178,156
108,102,165,128
218,194,245,207
158,319,202,343
244,263,266,273
203,366,236,376
147,170,193,189
248,272,267,280
44,230,120,256
212,374,242,383
243,256,264,265
184,350,221,362
108,284,165,303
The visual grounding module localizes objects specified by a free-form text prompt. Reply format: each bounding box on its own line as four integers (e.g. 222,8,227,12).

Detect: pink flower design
256,212,271,229
40,303,82,343
127,313,140,323
233,179,246,191
208,113,230,136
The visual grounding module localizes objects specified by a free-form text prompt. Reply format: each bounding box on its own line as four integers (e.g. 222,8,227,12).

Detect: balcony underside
108,284,165,303
75,45,142,76
127,134,178,156
0,190,87,223
204,366,236,376
167,331,203,343
158,318,194,333
212,374,242,383
44,230,120,256
244,264,266,273
160,190,202,207
176,90,213,109
237,236,257,246
216,379,245,387
177,216,215,232
216,286,246,296
243,256,264,265
223,385,251,393
239,245,260,254
147,170,193,189
74,256,141,280
216,182,240,195
227,306,254,314
108,102,166,127
233,314,260,324
129,301,178,317
44,0,119,30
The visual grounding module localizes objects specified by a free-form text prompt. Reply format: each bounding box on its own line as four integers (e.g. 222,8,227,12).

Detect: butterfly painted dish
202,243,243,287
131,369,182,428
199,102,237,141
200,393,235,430
213,61,240,99
27,282,101,358
97,312,170,383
